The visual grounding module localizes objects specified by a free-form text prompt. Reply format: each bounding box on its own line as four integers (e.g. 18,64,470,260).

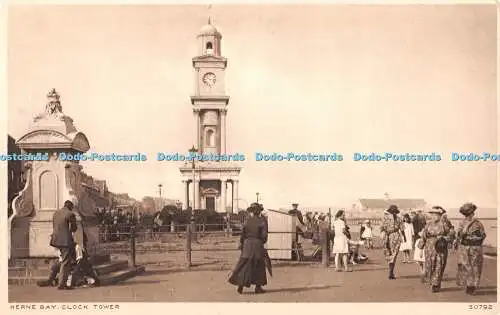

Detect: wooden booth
264,209,296,260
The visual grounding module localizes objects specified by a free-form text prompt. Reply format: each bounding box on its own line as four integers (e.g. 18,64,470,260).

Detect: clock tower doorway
206,197,215,211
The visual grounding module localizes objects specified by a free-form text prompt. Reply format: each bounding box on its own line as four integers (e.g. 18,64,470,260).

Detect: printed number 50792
468,304,493,310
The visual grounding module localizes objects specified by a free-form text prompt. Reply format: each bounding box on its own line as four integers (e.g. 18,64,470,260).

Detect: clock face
202,72,216,87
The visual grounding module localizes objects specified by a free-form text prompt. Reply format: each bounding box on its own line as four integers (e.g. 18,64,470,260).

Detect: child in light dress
400,214,415,263
360,220,374,249
413,231,425,282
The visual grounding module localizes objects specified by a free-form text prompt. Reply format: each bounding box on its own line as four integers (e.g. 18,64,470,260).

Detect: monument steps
99,266,146,286
8,255,146,286
8,260,129,278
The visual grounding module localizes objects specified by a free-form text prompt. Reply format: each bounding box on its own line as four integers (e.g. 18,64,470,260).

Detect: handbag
435,236,448,253
416,238,425,250
460,219,484,246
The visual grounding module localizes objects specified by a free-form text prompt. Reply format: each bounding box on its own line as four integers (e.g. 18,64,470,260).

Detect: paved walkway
9,250,497,303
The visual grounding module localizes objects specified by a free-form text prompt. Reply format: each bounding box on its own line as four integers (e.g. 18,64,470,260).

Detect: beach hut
264,209,296,260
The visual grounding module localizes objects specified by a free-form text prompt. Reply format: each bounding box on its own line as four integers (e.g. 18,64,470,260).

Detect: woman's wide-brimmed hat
427,207,442,214
248,203,264,214
459,202,477,216
364,219,370,223
428,206,446,215
386,205,400,214
335,209,345,218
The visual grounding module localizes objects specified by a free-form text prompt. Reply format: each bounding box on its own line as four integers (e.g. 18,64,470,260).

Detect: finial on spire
207,4,212,24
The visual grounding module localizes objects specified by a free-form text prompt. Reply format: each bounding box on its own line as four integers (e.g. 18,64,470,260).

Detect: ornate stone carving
18,130,70,145
33,88,66,122
12,165,35,218
46,88,63,114
71,133,91,152
202,187,219,195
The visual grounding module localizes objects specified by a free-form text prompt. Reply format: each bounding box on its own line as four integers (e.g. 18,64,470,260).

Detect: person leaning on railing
289,210,306,261
311,214,333,260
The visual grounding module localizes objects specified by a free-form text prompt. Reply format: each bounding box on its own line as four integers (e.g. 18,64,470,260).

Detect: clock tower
191,17,229,154
179,17,242,214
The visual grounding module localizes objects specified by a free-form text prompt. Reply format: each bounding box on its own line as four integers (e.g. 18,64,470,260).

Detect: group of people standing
380,203,487,295
96,208,138,242
227,202,488,297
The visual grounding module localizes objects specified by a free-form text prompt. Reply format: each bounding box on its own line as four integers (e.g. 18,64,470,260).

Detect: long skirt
384,232,402,263
424,241,448,287
456,244,483,288
228,257,267,287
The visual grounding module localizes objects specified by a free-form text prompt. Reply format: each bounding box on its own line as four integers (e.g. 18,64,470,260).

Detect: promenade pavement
9,249,497,303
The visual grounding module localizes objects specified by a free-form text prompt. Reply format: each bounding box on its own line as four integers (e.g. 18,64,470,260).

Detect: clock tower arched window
206,129,215,147
206,42,213,54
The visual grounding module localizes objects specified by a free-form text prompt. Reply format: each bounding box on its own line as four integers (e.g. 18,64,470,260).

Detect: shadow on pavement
474,290,497,296
350,267,387,272
440,285,497,297
440,287,466,293
112,280,163,286
396,275,421,279
241,285,338,294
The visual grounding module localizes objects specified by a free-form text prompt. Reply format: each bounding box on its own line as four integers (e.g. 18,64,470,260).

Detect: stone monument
9,88,98,258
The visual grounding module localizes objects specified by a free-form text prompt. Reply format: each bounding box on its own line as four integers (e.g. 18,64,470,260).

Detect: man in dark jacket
50,200,77,290
411,210,426,245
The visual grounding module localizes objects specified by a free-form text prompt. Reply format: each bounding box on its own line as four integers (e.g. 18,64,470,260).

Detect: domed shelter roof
197,18,222,37
16,88,90,152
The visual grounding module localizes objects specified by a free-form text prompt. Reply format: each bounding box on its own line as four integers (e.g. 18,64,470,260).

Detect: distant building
7,135,23,217
111,192,137,212
357,198,427,212
154,197,182,211
80,172,112,210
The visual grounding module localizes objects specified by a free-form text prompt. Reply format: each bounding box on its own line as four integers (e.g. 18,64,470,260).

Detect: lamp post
256,192,260,203
188,146,198,246
188,146,198,213
158,184,163,211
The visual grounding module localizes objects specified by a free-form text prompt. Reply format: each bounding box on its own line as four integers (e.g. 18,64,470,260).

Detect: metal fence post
128,226,136,267
322,228,329,267
226,214,231,237
186,223,192,268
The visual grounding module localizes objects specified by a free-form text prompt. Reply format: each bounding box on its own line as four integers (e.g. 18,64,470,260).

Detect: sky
7,4,498,210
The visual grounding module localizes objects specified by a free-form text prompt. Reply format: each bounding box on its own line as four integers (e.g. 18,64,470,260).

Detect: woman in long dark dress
228,203,269,294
